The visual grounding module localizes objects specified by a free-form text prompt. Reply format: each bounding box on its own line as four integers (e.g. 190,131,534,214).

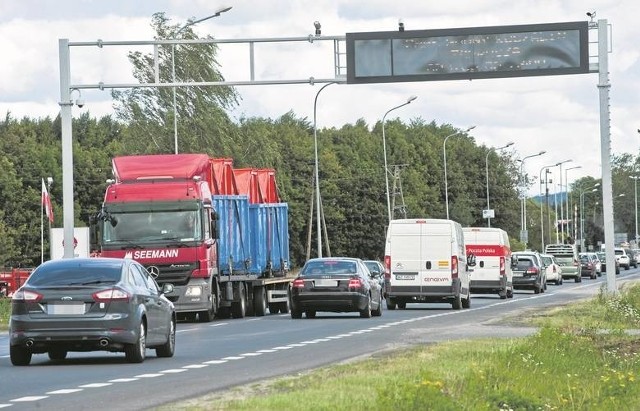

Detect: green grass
0,298,9,330
162,283,640,411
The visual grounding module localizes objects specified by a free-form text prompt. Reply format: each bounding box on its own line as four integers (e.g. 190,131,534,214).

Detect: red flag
42,179,54,223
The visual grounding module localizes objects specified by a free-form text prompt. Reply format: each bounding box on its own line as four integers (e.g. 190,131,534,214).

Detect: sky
1,0,639,197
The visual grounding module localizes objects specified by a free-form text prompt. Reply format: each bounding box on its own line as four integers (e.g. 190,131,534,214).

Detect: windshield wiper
116,239,144,250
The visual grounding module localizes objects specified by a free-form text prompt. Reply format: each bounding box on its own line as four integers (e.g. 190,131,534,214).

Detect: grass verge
0,298,9,331
160,283,640,411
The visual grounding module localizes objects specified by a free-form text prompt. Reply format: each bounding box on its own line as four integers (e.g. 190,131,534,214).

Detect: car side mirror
162,283,174,294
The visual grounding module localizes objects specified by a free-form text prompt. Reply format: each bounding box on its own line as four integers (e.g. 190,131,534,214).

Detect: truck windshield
103,210,202,243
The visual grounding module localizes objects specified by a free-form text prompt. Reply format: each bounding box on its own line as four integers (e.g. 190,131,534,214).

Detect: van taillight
499,257,505,276
451,256,458,279
384,255,391,271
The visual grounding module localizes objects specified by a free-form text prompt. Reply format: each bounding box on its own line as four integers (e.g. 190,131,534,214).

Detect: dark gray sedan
290,257,383,319
9,257,176,365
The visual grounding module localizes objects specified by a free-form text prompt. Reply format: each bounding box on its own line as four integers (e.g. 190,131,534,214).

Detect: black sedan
290,257,383,319
9,257,176,366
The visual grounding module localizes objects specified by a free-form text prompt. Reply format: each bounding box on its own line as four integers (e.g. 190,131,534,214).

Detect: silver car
9,257,176,366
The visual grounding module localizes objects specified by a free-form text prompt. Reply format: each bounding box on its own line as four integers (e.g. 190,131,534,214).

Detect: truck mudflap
164,277,213,313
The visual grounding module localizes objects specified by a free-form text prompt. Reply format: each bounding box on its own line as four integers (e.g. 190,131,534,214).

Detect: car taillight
348,278,363,289
92,287,130,302
292,279,305,288
499,257,505,276
451,256,458,279
525,267,539,275
12,289,42,302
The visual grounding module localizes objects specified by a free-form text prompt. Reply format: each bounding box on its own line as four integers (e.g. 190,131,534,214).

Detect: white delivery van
462,227,513,299
384,218,474,310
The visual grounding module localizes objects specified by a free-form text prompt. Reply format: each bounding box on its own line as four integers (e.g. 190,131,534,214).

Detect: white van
384,218,474,310
462,227,513,299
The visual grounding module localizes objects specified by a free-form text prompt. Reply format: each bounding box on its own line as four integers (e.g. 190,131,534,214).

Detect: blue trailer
212,195,293,317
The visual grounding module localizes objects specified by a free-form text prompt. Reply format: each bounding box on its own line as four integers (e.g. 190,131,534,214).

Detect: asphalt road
1,268,639,410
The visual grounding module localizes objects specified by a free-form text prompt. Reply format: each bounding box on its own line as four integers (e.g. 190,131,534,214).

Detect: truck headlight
185,286,202,297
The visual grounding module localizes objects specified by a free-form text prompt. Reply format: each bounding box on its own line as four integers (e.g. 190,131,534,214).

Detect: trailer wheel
278,298,290,314
254,287,268,317
232,284,247,318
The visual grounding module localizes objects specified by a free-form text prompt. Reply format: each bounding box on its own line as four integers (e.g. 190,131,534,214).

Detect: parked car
596,251,620,274
579,253,598,279
290,257,383,319
363,260,388,299
614,248,632,270
512,251,547,294
540,253,563,285
545,244,580,283
9,257,176,366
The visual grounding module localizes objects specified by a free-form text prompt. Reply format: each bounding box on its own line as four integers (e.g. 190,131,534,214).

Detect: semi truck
90,154,293,322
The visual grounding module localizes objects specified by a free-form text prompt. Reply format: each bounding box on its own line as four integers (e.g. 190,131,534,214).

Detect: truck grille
144,263,196,286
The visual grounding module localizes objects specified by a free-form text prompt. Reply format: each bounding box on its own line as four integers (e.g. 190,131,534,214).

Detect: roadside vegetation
0,298,9,330
165,283,640,410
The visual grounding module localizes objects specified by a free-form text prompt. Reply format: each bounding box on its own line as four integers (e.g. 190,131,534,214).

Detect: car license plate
314,279,337,287
48,303,86,315
512,272,523,277
395,274,415,280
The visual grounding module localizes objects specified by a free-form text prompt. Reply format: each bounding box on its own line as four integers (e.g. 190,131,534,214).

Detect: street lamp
565,165,582,241
171,7,232,154
556,159,573,241
579,184,600,252
519,150,546,248
539,163,558,251
485,141,513,227
443,125,476,220
382,95,417,222
313,82,339,258
631,176,640,245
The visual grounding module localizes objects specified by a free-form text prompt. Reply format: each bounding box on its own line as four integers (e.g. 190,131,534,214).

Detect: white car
614,248,631,270
540,253,563,285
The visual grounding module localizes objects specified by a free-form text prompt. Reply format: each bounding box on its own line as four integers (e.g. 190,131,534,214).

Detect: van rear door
389,220,453,294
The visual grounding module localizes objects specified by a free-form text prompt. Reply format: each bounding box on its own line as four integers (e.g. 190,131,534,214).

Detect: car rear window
302,260,357,276
516,258,535,270
27,264,122,286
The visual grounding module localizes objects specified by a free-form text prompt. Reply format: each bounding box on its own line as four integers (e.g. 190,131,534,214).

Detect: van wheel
575,276,582,283
452,294,462,310
462,295,471,309
507,288,514,298
498,290,507,299
386,298,397,310
397,302,407,309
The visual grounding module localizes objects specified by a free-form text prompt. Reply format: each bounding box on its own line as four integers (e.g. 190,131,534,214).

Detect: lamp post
485,142,513,227
313,82,339,258
382,95,417,222
631,176,640,245
565,165,582,242
41,177,53,264
539,163,558,251
171,7,232,154
556,159,573,241
443,125,476,220
579,184,600,252
519,150,546,247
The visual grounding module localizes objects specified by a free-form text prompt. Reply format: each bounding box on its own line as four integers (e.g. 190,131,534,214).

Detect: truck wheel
397,302,407,309
48,349,68,361
254,287,268,317
306,310,316,319
199,294,217,322
268,303,280,314
10,345,32,366
277,299,290,314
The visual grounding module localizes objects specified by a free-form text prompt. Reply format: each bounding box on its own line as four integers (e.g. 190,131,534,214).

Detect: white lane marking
311,338,330,342
257,349,277,353
11,396,49,402
0,404,12,408
176,328,199,333
326,336,343,340
221,356,245,360
183,364,208,369
0,355,9,358
160,369,188,374
299,340,320,344
271,346,293,350
246,318,261,322
286,343,307,347
203,359,228,364
240,352,263,356
134,373,163,378
209,323,229,327
109,378,139,382
79,383,112,388
46,389,83,395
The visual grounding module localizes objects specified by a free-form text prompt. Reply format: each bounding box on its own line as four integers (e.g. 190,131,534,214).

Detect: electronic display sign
346,21,589,84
